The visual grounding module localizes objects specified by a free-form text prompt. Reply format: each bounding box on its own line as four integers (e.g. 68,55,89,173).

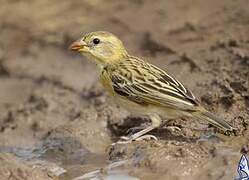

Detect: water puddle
0,145,139,180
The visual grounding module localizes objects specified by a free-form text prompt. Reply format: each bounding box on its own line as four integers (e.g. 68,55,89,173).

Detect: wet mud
0,0,248,179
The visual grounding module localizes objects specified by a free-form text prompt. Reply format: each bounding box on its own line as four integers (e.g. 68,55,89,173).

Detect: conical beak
69,40,87,52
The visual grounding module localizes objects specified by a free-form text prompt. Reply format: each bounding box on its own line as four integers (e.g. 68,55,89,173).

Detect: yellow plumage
70,31,234,142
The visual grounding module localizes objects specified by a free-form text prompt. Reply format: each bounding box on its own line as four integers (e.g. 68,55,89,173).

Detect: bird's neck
96,54,129,72
96,63,105,72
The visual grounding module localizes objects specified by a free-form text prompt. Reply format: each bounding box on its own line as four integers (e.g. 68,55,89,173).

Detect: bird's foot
135,134,158,141
164,126,181,132
115,134,158,144
112,124,158,145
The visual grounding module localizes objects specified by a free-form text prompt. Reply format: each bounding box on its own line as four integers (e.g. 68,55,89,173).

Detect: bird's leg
126,122,149,134
117,114,162,144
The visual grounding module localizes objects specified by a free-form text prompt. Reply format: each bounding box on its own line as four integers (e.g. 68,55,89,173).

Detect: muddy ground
0,0,248,179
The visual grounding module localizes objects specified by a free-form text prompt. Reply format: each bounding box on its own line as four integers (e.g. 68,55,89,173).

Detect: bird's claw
114,134,158,144
165,126,181,132
135,134,158,141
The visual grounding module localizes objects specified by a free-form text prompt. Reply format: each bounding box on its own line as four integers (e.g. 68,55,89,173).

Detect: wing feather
110,57,198,111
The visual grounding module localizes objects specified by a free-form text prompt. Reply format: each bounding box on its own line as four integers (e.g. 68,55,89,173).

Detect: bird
70,31,234,143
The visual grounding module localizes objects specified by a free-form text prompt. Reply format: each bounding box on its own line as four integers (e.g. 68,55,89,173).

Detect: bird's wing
110,58,199,111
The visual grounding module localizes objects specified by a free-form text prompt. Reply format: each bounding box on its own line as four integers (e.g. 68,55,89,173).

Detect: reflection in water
73,170,139,180
72,160,139,180
0,145,139,179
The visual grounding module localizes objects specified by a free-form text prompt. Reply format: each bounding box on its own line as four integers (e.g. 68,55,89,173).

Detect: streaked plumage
70,31,234,142
106,56,197,108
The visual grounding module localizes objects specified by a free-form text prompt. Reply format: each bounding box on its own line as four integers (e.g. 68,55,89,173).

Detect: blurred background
0,0,248,179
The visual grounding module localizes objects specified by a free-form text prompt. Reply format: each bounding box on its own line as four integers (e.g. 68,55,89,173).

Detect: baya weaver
70,31,234,143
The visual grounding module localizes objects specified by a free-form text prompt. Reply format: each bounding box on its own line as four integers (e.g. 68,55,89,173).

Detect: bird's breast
99,70,115,96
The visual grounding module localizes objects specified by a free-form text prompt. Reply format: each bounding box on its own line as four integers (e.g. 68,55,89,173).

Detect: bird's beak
69,40,87,52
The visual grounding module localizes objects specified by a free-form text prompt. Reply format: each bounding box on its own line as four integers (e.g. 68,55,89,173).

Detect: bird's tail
192,110,234,132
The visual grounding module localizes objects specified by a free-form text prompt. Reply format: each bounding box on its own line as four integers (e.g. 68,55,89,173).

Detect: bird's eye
93,38,100,45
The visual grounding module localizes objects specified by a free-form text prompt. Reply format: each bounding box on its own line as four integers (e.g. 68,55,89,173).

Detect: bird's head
70,31,128,66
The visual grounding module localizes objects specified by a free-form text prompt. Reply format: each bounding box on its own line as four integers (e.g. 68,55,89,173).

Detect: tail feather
193,110,234,131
